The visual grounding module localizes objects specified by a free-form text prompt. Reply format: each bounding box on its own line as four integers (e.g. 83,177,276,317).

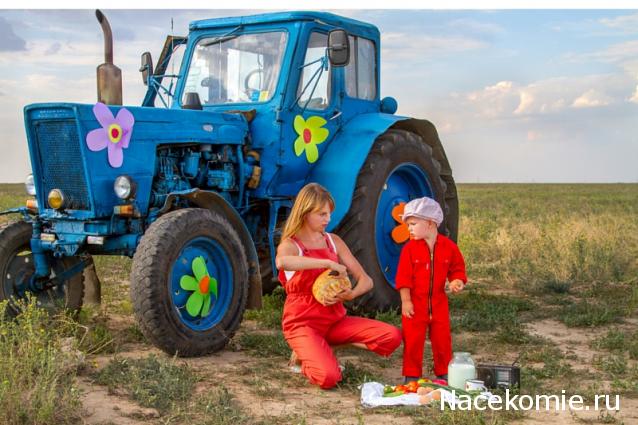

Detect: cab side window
345,36,376,100
297,31,331,110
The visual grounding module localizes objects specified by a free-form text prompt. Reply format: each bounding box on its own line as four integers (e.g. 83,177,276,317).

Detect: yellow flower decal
293,115,329,163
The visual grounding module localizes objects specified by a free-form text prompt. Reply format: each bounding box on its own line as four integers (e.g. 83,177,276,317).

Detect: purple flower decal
86,102,134,168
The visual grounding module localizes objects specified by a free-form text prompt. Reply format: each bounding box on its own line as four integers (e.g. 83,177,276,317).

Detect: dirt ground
78,311,638,425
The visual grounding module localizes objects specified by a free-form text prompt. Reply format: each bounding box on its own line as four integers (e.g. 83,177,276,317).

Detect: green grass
0,298,82,425
94,354,196,414
458,184,638,289
240,375,285,399
590,329,633,352
236,331,291,358
0,184,24,225
337,361,383,393
559,301,624,327
593,355,627,377
188,385,253,425
373,308,402,327
243,287,285,329
449,288,534,332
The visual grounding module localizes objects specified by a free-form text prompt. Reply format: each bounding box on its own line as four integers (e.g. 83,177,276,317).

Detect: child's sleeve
448,242,468,284
394,244,414,290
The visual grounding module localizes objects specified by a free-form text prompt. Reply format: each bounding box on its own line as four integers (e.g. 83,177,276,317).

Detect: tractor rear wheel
0,221,85,315
336,129,458,313
130,208,248,356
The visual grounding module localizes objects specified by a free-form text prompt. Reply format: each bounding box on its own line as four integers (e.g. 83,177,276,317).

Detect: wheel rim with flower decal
375,164,433,287
170,237,233,331
130,208,248,357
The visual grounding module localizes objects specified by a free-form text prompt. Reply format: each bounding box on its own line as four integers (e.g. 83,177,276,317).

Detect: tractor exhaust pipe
95,9,122,105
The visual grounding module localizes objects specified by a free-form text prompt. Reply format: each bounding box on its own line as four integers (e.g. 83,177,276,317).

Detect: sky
0,9,637,183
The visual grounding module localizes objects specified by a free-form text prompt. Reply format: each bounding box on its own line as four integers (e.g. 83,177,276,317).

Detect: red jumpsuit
395,234,467,378
279,233,402,389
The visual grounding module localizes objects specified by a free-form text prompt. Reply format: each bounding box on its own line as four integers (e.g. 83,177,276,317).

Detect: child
395,197,467,383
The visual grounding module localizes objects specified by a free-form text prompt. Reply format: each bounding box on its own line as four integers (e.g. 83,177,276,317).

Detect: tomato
406,381,420,393
395,384,408,393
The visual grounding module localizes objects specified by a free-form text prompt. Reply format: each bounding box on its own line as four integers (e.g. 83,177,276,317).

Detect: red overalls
279,233,402,389
395,234,467,378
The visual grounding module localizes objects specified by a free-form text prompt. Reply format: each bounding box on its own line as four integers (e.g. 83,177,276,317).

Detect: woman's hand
327,261,348,279
325,288,355,305
322,291,343,306
336,288,355,302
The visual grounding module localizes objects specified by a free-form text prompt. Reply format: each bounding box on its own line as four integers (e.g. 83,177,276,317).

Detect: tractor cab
143,12,385,198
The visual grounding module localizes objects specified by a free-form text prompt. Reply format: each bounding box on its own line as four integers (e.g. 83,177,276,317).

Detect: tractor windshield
183,31,288,105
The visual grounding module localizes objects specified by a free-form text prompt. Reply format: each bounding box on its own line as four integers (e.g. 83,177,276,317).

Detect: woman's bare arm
275,238,346,274
331,234,373,300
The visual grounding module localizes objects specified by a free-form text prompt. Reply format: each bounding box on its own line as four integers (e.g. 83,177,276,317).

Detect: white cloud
568,40,638,66
599,13,638,34
630,85,638,104
447,18,504,35
526,130,540,141
514,89,534,115
0,38,156,69
462,74,633,118
572,89,612,108
381,32,486,61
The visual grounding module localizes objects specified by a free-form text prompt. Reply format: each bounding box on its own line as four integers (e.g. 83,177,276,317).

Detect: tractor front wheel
130,208,249,356
0,221,85,315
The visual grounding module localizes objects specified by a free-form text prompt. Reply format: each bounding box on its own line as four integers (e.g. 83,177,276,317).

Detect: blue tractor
0,10,458,356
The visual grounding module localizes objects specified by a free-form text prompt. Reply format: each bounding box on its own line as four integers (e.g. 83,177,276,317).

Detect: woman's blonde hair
281,183,335,240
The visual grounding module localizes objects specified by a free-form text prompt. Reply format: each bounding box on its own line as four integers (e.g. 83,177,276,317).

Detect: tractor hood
24,102,248,219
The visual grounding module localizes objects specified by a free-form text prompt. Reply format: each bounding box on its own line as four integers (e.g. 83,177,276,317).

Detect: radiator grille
33,120,91,211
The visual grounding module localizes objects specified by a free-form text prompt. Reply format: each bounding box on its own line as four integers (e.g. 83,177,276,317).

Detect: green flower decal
293,115,329,163
179,256,218,318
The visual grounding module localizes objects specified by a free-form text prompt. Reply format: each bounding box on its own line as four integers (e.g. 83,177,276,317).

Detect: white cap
400,197,443,226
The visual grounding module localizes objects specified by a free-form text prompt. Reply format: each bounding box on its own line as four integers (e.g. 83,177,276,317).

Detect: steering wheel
243,69,264,101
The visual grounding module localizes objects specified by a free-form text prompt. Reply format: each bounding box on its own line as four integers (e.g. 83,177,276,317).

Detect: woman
275,183,402,389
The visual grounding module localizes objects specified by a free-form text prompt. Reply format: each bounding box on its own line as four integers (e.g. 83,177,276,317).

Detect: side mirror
327,29,350,67
139,52,153,86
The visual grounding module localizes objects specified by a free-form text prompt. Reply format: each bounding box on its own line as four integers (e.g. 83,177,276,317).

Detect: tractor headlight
25,174,36,196
47,189,65,210
114,175,136,200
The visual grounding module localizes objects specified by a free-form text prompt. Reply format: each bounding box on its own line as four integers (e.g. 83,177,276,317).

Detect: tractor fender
308,113,405,230
160,189,262,309
309,115,455,231
391,118,459,239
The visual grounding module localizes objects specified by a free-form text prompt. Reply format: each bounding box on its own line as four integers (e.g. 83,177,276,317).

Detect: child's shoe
403,376,420,384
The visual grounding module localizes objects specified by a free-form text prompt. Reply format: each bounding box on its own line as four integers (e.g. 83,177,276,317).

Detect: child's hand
402,300,415,318
449,279,464,294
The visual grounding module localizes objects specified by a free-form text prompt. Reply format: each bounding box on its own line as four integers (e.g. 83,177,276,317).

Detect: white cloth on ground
360,382,498,408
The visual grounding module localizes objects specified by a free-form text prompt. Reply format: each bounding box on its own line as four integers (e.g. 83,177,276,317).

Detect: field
0,183,637,425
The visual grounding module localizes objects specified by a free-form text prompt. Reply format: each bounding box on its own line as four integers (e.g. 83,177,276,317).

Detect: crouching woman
276,183,402,389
